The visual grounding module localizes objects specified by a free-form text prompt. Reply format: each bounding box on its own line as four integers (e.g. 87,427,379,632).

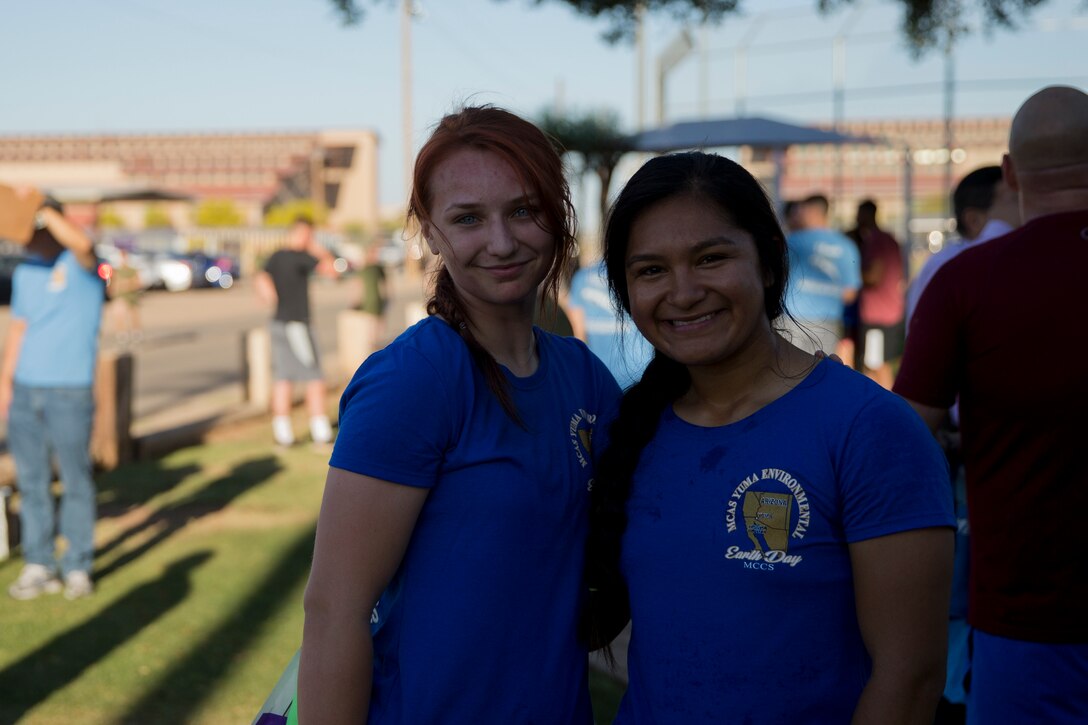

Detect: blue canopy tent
626,115,913,285
627,115,881,209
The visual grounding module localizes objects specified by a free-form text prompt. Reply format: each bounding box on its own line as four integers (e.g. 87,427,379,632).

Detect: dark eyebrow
443,195,538,215
626,236,738,268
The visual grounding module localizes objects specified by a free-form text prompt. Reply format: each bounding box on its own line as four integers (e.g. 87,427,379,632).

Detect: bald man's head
1004,86,1088,221
1009,86,1088,173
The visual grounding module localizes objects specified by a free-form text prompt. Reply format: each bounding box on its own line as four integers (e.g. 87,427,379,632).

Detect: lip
666,311,719,330
480,260,530,278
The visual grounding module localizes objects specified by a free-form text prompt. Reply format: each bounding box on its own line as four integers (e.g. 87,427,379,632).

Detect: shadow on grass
96,459,203,521
94,456,281,582
118,525,316,725
0,551,214,724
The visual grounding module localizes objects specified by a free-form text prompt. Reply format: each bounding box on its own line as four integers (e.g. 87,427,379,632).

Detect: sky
2,0,1086,217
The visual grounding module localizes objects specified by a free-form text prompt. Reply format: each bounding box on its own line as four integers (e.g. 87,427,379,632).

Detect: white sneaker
63,570,94,600
8,563,62,600
272,416,295,447
310,415,333,444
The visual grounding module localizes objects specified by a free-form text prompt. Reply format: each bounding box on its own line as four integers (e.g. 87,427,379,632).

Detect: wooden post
90,351,134,470
244,327,272,411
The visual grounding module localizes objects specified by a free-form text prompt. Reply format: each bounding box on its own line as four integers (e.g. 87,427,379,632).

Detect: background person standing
852,199,904,389
566,259,653,389
255,217,337,447
2,192,104,601
354,243,388,360
895,85,1088,725
781,194,861,353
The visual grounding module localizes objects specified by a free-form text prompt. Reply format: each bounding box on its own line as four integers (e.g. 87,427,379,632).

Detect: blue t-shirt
12,250,104,387
329,316,621,724
616,361,953,724
785,228,862,323
568,262,654,390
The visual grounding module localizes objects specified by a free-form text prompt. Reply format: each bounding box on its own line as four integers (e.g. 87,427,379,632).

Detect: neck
462,299,539,377
678,326,813,427
1019,189,1088,225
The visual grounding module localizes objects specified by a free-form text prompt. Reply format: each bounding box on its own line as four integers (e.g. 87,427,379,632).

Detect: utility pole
832,4,864,225
635,4,646,130
943,27,956,222
657,29,694,125
734,14,767,116
401,0,414,207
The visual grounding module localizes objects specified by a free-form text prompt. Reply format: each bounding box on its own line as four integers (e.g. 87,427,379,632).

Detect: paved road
0,266,428,443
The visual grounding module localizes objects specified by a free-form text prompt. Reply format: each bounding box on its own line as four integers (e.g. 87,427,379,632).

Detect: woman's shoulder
800,360,908,419
539,330,617,383
352,317,468,386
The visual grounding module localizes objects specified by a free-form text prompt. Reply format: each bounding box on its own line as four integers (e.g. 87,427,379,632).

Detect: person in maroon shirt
852,199,904,389
894,85,1088,725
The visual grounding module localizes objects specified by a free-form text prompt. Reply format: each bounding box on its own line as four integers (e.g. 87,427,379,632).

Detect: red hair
410,106,576,423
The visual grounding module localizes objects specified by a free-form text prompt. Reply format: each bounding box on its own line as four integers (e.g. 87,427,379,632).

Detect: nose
486,218,518,258
667,267,706,309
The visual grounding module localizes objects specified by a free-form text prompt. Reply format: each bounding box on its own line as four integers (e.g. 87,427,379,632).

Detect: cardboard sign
0,183,44,244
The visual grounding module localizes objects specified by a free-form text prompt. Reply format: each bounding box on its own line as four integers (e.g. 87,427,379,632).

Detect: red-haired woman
299,107,620,723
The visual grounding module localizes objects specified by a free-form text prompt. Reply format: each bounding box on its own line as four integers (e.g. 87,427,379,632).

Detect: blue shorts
968,630,1088,725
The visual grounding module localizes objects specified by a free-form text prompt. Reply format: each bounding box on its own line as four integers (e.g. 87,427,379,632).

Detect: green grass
0,425,626,724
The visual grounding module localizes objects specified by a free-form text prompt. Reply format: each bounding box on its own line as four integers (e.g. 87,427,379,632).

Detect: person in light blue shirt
783,193,861,353
3,194,104,602
567,259,653,389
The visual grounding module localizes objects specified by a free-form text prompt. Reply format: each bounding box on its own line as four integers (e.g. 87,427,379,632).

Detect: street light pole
635,4,646,130
401,0,414,206
657,29,694,125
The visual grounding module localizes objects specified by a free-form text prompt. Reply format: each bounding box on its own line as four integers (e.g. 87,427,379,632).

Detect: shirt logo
568,408,597,489
724,467,811,571
48,263,68,292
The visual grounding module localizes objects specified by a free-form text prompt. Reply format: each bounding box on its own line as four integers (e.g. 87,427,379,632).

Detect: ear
421,223,440,256
1001,153,1020,193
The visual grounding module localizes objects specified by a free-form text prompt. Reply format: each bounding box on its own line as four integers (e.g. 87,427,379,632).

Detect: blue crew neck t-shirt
785,228,862,323
11,250,104,387
615,361,953,724
568,261,654,389
330,316,621,724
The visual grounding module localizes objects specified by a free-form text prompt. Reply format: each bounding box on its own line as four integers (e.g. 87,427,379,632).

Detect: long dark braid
583,351,689,653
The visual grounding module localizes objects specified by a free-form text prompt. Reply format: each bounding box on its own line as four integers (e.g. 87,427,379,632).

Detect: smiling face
423,147,556,318
625,193,775,369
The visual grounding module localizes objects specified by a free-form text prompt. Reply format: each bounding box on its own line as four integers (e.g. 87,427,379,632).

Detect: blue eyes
453,207,533,226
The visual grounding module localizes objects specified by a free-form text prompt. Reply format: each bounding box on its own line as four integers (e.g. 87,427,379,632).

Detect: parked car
145,252,194,292
187,252,238,290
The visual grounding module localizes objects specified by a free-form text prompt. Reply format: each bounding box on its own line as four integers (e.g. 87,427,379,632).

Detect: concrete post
337,309,377,379
244,327,272,411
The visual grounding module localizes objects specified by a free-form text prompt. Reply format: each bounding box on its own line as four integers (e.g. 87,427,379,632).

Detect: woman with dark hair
588,152,955,723
299,107,619,723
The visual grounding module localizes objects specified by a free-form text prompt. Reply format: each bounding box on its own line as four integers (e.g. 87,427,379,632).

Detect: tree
144,205,173,229
96,206,125,229
263,200,327,227
538,109,631,227
327,0,1051,53
194,199,244,227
